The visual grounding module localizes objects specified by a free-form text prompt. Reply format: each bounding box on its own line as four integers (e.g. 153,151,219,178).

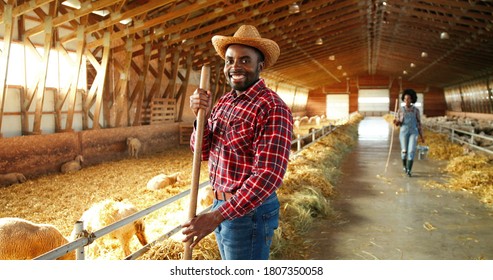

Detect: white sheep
299,116,309,124
0,172,27,187
293,119,301,130
61,155,84,174
126,137,142,159
0,217,75,260
308,115,319,124
71,199,148,258
198,186,214,208
146,172,181,190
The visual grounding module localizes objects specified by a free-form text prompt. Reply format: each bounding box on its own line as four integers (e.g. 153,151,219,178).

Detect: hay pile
421,130,493,207
271,113,362,259
444,153,493,204
424,131,464,160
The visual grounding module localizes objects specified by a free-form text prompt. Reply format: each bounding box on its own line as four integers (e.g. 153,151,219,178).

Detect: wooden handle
183,65,210,260
384,98,399,173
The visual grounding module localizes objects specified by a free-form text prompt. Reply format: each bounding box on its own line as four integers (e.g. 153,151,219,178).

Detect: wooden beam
91,32,111,129
24,0,121,37
132,42,151,126
176,51,192,122
85,0,223,49
0,0,54,24
0,4,14,136
61,0,177,43
164,50,180,99
64,25,85,132
147,45,167,103
32,16,54,135
111,0,265,53
115,37,133,127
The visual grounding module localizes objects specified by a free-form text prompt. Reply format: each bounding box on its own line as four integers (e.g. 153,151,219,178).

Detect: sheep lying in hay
61,155,84,174
0,172,27,187
71,199,148,259
126,137,142,159
198,186,214,208
0,217,75,260
146,172,181,190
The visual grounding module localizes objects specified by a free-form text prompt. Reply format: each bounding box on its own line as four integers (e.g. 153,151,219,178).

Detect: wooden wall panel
0,124,180,177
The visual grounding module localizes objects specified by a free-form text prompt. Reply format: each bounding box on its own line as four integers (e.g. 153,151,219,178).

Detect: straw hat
211,25,280,69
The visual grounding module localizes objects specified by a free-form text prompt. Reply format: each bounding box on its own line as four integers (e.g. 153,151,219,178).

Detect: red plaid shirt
191,79,293,220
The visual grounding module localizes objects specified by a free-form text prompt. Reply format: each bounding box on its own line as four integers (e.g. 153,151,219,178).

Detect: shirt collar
230,79,266,100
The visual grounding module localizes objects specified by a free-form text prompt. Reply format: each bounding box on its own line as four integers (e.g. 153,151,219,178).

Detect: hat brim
212,35,280,69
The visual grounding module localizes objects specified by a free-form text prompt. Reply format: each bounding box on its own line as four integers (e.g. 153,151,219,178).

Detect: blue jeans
212,193,280,260
399,125,418,160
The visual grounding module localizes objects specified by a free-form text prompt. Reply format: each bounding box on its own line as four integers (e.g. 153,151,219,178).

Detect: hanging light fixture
403,70,408,75
315,38,323,45
421,52,428,58
410,63,416,68
329,55,335,61
289,2,300,14
440,32,449,39
337,65,342,70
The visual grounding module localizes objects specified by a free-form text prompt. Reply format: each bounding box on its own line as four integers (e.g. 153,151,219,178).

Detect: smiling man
183,25,293,260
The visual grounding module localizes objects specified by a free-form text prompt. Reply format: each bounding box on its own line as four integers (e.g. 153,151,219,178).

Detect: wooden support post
92,32,111,129
0,4,14,135
32,16,54,135
65,26,85,132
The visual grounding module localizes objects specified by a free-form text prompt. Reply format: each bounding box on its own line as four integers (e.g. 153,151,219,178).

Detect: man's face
223,44,264,92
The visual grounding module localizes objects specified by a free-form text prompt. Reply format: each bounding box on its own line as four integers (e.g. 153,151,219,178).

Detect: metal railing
34,182,211,260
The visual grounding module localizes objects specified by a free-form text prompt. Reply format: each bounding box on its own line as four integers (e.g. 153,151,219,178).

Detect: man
182,25,293,260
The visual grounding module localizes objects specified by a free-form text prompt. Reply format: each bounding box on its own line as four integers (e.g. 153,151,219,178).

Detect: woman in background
393,89,425,177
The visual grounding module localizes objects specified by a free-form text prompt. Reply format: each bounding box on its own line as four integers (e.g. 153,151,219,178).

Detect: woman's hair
401,88,417,103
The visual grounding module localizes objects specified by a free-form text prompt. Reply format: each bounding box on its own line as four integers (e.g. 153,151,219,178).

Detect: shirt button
215,147,219,152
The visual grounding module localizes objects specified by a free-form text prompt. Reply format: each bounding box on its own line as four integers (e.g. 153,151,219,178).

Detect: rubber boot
406,160,414,177
402,159,407,172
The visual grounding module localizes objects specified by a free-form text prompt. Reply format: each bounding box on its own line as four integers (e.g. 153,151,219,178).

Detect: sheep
0,217,75,260
71,199,148,258
0,172,27,187
146,172,181,190
308,115,319,124
198,186,214,208
299,116,309,124
293,119,301,130
61,155,84,174
126,137,142,159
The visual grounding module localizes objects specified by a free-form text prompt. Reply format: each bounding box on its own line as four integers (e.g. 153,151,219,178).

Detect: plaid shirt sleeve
217,104,293,220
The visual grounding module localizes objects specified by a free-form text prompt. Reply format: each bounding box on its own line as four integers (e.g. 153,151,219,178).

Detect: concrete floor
305,117,493,260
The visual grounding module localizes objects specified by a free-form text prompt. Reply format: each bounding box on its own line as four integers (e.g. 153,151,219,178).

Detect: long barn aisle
305,117,493,260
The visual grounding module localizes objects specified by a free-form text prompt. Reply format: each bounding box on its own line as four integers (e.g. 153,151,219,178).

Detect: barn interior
1,0,493,262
